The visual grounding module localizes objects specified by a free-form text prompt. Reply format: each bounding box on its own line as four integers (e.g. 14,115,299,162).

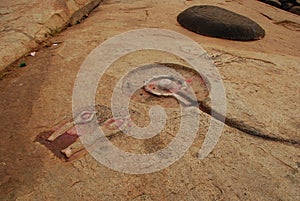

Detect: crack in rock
199,102,300,148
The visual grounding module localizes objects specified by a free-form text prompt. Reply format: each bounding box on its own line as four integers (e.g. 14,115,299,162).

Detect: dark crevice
260,12,273,20
199,101,300,148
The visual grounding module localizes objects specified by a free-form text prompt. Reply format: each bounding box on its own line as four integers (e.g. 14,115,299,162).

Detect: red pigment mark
102,118,116,127
169,88,179,93
115,119,125,127
103,118,119,130
35,130,78,160
102,117,129,130
147,83,156,90
186,78,192,83
128,122,132,127
66,126,78,135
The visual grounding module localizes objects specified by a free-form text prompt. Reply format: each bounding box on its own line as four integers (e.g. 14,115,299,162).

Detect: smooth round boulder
290,5,300,14
282,2,294,10
177,5,265,41
265,0,281,8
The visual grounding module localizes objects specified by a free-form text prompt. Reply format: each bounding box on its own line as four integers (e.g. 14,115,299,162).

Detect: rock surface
0,0,299,200
0,0,103,71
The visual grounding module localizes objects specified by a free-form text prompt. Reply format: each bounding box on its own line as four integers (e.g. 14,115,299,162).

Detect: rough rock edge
0,0,103,72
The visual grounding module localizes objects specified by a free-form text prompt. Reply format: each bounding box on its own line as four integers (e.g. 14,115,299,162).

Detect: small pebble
19,62,26,67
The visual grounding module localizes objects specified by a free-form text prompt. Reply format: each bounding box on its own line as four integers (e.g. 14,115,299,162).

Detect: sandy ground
0,0,299,200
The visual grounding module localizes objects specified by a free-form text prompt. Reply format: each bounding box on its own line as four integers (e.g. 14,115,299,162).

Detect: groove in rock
199,102,300,147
